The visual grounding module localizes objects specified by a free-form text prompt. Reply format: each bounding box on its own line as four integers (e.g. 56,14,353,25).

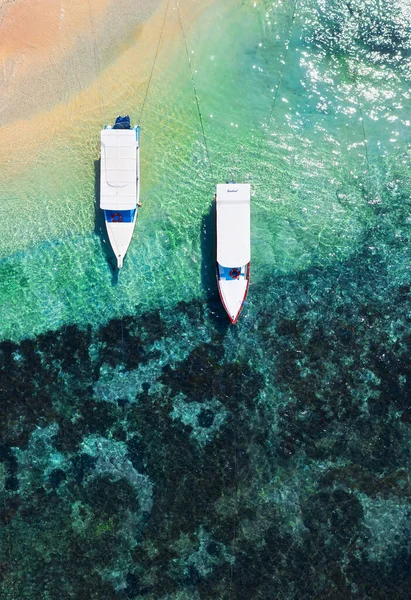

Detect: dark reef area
2,214,411,598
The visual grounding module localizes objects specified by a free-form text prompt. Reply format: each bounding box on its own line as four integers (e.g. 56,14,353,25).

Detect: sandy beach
0,0,162,126
0,0,218,177
0,0,112,62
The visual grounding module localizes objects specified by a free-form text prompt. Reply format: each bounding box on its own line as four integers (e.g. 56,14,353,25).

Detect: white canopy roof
100,129,137,210
216,183,250,267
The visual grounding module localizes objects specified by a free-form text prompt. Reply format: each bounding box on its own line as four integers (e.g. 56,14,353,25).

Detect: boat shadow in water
201,202,229,333
94,159,119,284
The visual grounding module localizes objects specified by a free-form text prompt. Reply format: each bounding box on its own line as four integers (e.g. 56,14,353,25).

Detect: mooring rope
120,298,126,360
351,67,371,176
228,404,239,600
3,493,17,600
176,0,214,179
87,0,105,117
139,0,171,125
256,0,298,157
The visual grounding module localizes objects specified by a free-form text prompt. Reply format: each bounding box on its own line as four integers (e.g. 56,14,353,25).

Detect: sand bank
0,0,218,178
0,0,112,62
0,0,162,126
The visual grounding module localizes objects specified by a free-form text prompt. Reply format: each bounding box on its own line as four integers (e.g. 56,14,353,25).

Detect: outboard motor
113,115,131,130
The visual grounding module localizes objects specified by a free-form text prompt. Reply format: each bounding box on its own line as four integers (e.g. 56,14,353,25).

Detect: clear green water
1,0,411,598
1,0,409,340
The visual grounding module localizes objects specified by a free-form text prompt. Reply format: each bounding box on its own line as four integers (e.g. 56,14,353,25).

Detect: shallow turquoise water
1,0,411,598
1,0,409,340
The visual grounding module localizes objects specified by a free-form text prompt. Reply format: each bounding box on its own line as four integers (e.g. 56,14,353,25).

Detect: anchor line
119,294,127,359
350,66,371,177
355,99,372,208
227,0,298,183
176,0,214,180
87,0,105,117
336,59,371,222
139,0,171,125
359,105,370,172
2,492,17,600
256,0,298,159
228,400,239,600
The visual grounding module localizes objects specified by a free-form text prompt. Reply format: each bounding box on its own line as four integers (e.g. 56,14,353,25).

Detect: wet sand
0,0,161,126
0,0,111,62
0,0,217,175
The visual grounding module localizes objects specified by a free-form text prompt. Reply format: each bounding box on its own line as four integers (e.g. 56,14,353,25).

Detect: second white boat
216,183,251,324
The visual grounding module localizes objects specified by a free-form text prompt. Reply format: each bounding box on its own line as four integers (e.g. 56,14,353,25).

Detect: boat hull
104,209,138,269
215,183,251,323
217,262,250,324
100,121,140,269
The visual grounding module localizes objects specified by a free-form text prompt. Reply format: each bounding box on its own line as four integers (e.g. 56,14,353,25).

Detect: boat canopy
216,183,250,267
100,129,137,210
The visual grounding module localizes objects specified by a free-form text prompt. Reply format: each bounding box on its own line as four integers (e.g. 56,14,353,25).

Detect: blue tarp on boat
113,115,131,130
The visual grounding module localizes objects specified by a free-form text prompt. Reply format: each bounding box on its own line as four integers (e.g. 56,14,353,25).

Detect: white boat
100,116,140,269
216,183,250,324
